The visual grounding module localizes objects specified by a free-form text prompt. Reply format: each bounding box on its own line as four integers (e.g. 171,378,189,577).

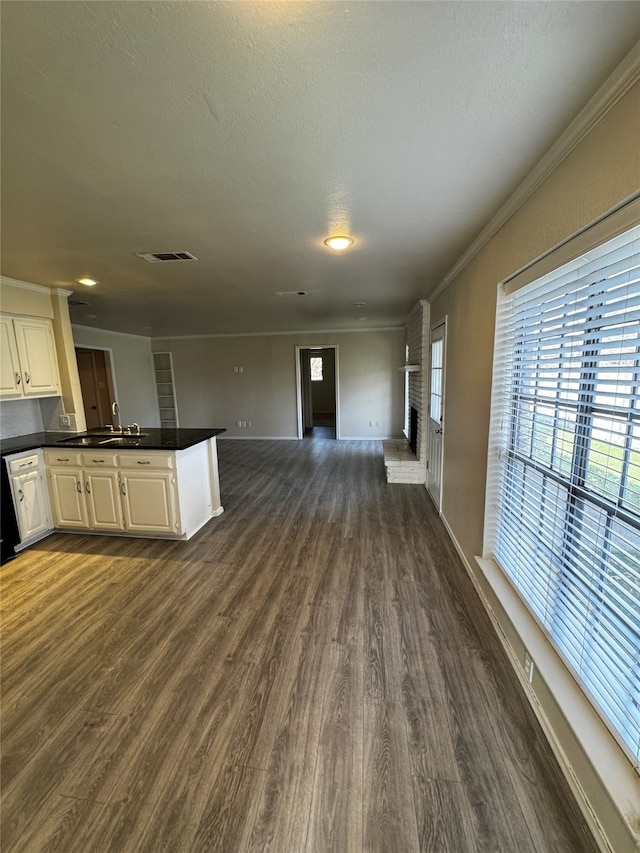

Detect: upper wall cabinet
0,315,61,400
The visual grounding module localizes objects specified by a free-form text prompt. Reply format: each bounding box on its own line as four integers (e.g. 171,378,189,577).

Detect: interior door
427,321,446,510
76,348,114,430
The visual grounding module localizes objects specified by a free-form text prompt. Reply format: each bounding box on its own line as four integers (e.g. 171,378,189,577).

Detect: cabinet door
85,469,124,531
120,470,178,534
11,469,52,542
48,468,88,528
0,317,23,398
13,317,60,397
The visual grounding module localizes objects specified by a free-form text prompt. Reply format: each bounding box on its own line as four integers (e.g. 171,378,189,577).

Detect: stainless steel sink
98,436,147,446
56,433,147,446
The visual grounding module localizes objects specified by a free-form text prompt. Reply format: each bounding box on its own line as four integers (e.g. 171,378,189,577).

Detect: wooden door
76,348,114,430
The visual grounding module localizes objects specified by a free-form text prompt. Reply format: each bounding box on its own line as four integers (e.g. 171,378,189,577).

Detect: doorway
296,346,339,439
75,347,117,431
427,321,446,510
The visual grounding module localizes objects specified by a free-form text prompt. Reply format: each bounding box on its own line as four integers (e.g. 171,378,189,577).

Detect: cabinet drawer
7,453,40,474
81,451,118,469
117,451,175,470
44,450,82,467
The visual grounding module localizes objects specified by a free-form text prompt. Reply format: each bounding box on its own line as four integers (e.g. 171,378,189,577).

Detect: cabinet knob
76,481,82,494
24,371,30,384
15,372,21,385
86,482,91,494
120,482,127,496
18,489,24,502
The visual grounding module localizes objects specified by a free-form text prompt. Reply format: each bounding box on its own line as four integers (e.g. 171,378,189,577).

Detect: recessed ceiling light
351,301,366,307
77,277,97,287
324,235,354,251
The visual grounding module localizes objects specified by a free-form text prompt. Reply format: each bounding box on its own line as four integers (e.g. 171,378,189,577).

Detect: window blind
491,222,640,766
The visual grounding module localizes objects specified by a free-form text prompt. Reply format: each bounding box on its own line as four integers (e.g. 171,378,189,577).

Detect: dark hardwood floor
1,437,599,852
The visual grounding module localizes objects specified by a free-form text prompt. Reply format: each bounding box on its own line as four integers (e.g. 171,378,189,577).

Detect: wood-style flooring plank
363,698,421,853
0,436,602,853
305,642,363,853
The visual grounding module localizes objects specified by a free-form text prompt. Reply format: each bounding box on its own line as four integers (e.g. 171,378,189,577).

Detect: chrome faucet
111,401,121,432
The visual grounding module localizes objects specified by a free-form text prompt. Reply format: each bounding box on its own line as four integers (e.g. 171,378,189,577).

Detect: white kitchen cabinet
120,469,178,534
43,439,221,540
48,466,89,529
6,451,52,547
44,449,178,535
0,315,60,400
85,468,124,531
46,451,123,531
117,450,179,534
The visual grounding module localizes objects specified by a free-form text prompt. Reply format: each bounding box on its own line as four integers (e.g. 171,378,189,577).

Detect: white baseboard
217,435,299,440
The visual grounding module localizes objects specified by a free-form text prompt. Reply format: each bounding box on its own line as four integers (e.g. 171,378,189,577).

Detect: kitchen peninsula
2,428,225,554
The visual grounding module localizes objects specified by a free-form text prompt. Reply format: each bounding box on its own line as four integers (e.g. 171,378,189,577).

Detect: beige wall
429,81,640,851
430,79,640,566
72,325,160,428
152,329,405,439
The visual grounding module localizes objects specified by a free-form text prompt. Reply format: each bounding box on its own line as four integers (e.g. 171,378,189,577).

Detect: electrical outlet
59,414,71,428
375,420,380,427
524,650,534,683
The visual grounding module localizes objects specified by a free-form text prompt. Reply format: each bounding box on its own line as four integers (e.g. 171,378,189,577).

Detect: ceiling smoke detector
136,251,198,263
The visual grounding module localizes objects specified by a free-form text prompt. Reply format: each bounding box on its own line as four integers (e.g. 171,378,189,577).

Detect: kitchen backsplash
0,399,44,439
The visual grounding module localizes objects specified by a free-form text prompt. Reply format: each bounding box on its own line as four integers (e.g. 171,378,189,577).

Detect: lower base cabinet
47,451,124,531
43,440,221,540
6,450,52,548
120,469,177,534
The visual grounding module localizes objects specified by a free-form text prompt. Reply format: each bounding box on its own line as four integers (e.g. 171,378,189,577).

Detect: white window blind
491,222,640,766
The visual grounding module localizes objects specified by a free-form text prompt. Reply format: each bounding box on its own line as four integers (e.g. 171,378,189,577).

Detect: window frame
487,219,640,767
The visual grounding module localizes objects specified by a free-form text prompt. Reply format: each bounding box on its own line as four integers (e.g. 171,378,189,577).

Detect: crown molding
0,275,57,295
72,323,155,341
428,41,640,303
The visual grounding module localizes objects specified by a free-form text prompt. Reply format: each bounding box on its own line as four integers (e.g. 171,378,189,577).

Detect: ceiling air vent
275,290,308,297
136,251,198,263
68,299,90,306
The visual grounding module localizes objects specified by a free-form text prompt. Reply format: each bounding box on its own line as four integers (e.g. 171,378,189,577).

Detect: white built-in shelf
153,352,179,429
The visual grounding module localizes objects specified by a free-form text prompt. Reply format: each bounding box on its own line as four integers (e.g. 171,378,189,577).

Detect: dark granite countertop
1,427,226,458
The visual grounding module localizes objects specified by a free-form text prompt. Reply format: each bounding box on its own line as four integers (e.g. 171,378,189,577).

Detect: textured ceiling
1,1,639,336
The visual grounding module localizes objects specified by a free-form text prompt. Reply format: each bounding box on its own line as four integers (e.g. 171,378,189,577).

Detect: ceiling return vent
136,251,198,263
275,290,308,297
